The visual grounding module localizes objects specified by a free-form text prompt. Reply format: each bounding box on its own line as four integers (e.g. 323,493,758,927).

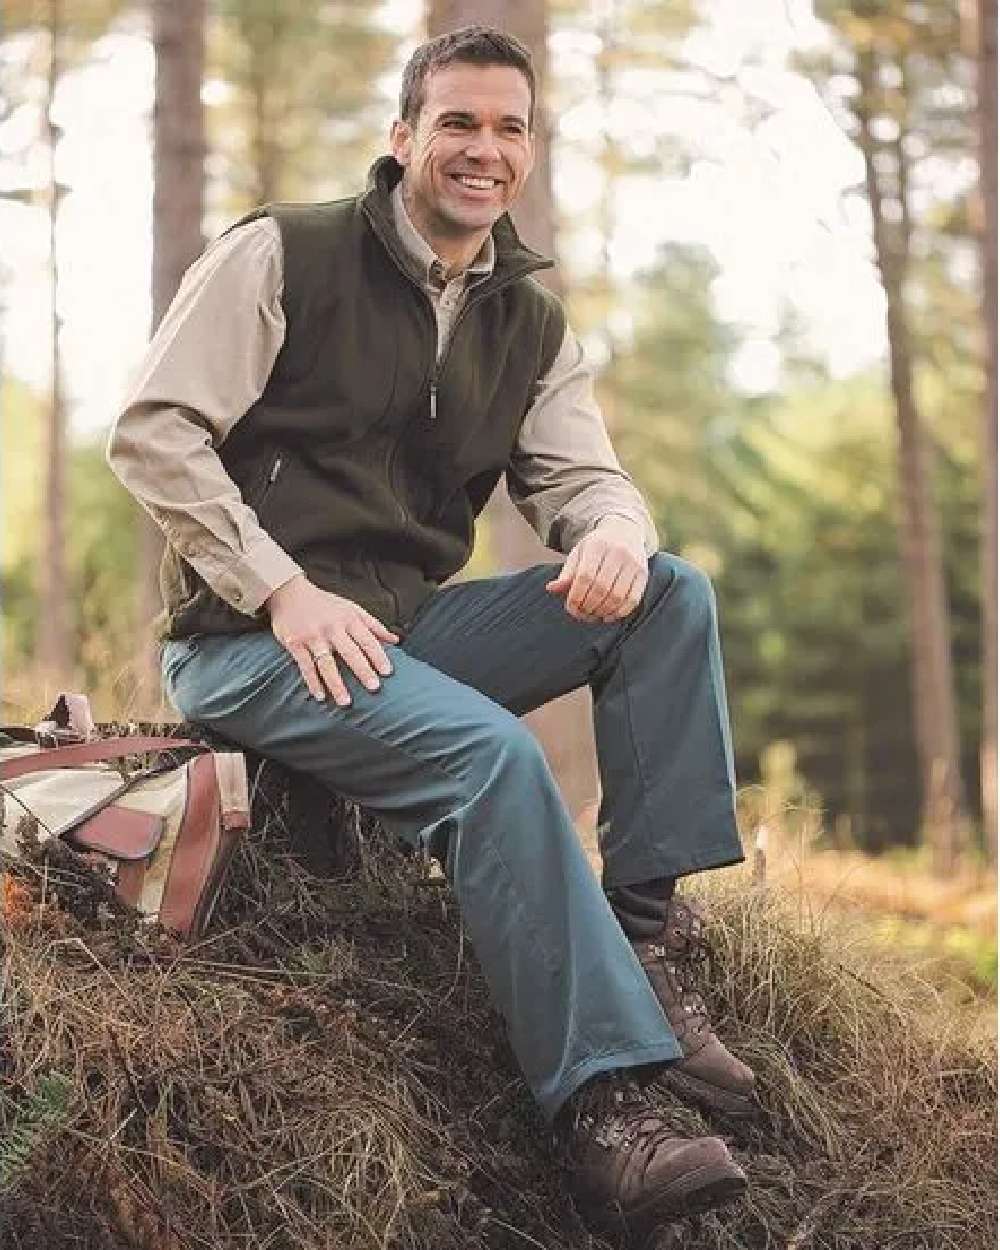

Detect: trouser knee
441,716,566,878
647,553,717,624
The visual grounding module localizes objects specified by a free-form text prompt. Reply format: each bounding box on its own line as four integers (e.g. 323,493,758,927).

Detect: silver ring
310,647,333,660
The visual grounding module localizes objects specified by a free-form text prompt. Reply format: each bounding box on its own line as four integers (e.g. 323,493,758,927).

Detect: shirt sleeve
506,326,659,557
106,217,303,615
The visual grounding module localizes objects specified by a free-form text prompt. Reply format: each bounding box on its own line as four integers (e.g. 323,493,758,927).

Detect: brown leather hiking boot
556,1071,747,1238
633,896,758,1118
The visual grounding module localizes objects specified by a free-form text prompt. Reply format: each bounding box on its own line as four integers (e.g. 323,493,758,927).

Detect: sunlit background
1,0,893,430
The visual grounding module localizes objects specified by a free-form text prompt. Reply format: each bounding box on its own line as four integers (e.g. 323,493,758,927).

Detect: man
108,25,755,1239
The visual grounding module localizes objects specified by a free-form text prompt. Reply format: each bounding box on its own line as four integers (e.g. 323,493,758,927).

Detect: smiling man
391,60,535,271
108,26,753,1238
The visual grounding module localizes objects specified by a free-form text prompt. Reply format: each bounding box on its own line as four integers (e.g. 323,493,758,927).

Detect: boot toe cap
681,1035,756,1096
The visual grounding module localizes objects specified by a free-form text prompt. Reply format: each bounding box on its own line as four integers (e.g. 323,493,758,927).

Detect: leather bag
0,700,250,939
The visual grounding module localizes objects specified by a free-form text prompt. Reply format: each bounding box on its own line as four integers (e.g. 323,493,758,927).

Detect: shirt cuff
203,535,303,615
592,511,659,559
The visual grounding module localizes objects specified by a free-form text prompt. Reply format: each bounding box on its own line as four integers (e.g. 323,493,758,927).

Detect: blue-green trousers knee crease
162,552,744,1120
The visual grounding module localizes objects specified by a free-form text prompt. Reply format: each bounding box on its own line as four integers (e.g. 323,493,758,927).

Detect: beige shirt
107,186,658,616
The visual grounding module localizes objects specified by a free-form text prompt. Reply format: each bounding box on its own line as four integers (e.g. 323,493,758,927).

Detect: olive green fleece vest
159,155,565,640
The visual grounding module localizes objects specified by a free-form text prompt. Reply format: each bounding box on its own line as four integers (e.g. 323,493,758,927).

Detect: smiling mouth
450,173,502,191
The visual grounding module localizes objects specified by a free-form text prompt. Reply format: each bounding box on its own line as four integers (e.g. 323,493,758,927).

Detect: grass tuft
0,759,994,1249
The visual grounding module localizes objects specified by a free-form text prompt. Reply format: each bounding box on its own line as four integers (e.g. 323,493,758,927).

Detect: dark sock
606,876,676,940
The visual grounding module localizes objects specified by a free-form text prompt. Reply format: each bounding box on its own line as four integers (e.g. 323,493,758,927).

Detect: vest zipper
361,199,550,427
389,271,544,534
360,200,552,619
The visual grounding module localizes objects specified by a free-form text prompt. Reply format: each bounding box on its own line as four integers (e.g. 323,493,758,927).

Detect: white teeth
456,175,496,189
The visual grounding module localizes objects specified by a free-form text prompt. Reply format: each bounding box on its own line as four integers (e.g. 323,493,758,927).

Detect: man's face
390,63,535,242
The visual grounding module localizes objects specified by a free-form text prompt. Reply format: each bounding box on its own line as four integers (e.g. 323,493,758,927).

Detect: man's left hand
545,517,649,623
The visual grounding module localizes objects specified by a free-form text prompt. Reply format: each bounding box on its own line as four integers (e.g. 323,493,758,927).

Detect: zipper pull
269,455,282,482
429,382,438,421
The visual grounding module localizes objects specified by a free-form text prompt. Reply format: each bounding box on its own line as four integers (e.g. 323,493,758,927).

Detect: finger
589,561,635,620
312,651,352,706
546,549,580,594
288,642,327,701
576,552,623,617
332,630,383,692
362,610,400,642
625,567,650,614
601,565,644,621
566,549,609,617
347,621,394,677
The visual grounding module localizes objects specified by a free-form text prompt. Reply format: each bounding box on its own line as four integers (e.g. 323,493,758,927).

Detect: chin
443,204,502,231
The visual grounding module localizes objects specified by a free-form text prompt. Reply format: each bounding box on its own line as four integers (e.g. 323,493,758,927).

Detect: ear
390,119,413,167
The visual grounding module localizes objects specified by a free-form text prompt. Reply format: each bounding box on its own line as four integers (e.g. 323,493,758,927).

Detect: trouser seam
617,641,654,853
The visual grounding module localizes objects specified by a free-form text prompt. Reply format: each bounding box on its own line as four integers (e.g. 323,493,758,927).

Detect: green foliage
871,913,998,994
209,0,397,211
1,377,139,700
1,379,45,675
609,245,982,848
0,1070,71,1195
0,1,125,41
67,441,141,691
0,378,44,571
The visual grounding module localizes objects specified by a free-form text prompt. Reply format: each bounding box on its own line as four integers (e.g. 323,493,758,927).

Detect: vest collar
361,154,554,286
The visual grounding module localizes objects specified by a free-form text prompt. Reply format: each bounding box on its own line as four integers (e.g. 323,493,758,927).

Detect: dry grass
762,832,996,935
0,763,995,1250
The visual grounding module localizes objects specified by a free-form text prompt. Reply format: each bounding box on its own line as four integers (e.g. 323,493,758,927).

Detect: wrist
595,514,646,548
265,572,306,613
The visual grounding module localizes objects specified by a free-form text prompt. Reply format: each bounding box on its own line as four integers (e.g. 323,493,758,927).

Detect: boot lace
650,898,712,1041
567,1073,681,1166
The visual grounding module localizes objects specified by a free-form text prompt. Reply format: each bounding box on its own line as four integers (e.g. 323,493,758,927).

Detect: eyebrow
436,110,527,127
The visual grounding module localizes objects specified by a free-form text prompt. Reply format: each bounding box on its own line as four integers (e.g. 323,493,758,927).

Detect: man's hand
265,574,399,706
545,517,649,623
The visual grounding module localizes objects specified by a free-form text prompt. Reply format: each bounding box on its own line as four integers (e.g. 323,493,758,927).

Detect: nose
463,128,502,163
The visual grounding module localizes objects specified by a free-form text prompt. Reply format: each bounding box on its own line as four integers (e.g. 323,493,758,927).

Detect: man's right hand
265,574,399,706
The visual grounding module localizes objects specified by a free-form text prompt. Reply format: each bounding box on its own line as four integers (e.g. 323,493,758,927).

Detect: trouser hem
539,1040,683,1123
601,843,745,892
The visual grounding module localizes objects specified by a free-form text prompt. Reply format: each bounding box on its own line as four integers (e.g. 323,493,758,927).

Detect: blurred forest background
0,2,995,992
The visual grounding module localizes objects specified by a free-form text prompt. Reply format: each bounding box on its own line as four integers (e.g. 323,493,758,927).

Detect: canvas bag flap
0,753,126,854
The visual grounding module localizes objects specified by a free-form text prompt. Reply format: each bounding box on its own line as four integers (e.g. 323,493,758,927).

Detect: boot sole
580,1158,747,1238
657,1066,759,1120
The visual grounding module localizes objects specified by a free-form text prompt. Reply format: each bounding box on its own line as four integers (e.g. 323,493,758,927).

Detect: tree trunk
249,67,281,204
38,0,71,690
136,0,206,713
425,1,600,823
856,47,970,874
977,0,997,862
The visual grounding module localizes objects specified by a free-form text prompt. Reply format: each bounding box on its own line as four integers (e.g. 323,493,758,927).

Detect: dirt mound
0,760,995,1249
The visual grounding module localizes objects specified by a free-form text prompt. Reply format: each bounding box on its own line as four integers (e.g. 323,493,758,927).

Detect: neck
401,184,490,278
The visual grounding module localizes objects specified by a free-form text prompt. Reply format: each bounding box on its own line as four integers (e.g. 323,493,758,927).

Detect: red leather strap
115,859,147,909
0,737,203,783
158,754,220,937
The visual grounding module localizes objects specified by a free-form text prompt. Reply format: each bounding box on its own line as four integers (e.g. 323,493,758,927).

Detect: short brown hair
399,25,535,127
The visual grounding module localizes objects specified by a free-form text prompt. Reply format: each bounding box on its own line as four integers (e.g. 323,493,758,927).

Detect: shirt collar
391,182,495,289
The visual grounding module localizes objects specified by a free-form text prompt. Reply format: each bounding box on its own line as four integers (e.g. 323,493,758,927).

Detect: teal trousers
161,553,743,1120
